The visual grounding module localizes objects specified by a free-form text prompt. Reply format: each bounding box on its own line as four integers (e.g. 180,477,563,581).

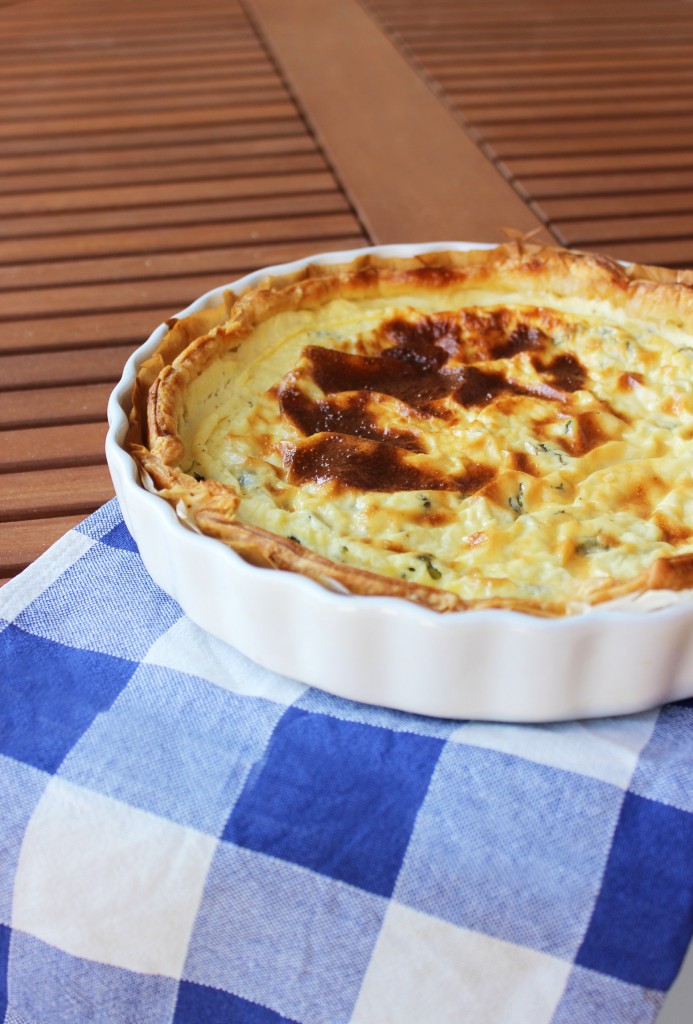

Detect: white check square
351,902,571,1024
12,777,217,977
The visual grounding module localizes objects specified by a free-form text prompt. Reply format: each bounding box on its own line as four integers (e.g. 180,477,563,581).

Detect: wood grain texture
246,0,547,245
368,0,693,268
0,515,87,578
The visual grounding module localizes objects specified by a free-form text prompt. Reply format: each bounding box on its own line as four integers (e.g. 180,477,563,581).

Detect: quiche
129,243,693,617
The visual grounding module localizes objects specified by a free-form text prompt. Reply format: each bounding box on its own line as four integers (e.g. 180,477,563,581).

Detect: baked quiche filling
131,244,693,616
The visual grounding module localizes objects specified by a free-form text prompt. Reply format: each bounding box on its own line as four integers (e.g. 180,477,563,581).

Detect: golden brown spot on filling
559,411,614,457
618,371,645,391
532,352,586,393
652,512,693,545
297,344,454,411
509,451,537,476
281,432,494,495
278,383,425,452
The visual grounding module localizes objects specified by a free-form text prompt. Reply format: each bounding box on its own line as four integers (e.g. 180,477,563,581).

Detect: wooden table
3,0,693,586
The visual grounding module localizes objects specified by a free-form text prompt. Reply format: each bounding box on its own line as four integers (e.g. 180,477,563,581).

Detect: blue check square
223,707,444,896
0,924,9,1021
99,520,140,553
174,981,299,1023
395,742,624,960
577,792,693,990
0,625,136,774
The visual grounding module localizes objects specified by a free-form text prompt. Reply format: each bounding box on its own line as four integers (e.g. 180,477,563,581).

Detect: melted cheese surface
177,289,693,612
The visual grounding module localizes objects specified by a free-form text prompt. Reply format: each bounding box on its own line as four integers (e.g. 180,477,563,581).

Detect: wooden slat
0,515,87,578
0,117,307,158
2,68,278,105
0,383,113,430
0,421,108,473
0,308,177,356
553,212,693,247
0,464,115,523
522,168,693,200
0,100,299,143
1,86,289,123
540,191,693,222
0,346,135,390
246,0,546,244
489,130,693,159
580,238,693,266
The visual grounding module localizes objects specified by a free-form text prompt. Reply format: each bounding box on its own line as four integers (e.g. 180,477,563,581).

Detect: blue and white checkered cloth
1,499,691,1023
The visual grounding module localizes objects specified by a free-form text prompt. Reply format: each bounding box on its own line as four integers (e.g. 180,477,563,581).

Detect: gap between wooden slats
2,74,282,110
0,101,300,142
0,122,309,164
0,132,317,177
0,150,325,197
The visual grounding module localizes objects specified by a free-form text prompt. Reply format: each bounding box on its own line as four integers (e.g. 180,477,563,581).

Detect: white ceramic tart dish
106,242,693,721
